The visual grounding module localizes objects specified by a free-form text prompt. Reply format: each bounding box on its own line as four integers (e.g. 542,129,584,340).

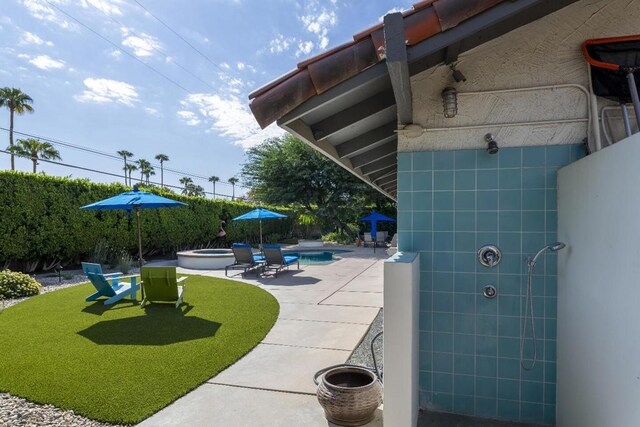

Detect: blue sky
0,0,403,198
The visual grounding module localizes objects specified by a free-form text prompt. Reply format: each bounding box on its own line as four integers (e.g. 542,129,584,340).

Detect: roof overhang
250,0,580,200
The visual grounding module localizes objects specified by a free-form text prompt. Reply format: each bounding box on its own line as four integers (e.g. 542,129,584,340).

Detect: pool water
284,249,351,265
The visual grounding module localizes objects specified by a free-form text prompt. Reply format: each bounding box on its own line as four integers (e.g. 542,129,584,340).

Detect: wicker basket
315,366,383,426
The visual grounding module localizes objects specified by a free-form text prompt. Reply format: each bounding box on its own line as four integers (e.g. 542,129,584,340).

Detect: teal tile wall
398,144,584,425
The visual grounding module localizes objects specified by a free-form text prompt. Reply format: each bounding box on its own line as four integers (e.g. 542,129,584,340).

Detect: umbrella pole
136,208,144,300
259,219,263,251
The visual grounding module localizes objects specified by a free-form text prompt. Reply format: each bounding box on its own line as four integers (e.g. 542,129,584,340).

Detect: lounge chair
82,262,122,282
263,244,299,277
225,243,266,277
140,266,186,308
85,272,139,305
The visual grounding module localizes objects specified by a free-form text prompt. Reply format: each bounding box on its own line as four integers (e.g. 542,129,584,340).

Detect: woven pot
316,366,383,426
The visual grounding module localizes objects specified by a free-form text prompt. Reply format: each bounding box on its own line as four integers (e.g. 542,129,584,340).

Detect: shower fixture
449,63,467,83
485,133,499,155
521,242,567,370
478,245,501,268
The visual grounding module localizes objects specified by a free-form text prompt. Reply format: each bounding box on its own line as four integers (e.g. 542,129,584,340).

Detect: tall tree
179,176,193,195
7,138,61,173
154,153,169,187
143,166,155,184
242,134,390,233
0,88,34,171
228,177,239,201
117,150,133,185
208,175,219,199
185,183,205,197
124,163,137,186
135,159,150,183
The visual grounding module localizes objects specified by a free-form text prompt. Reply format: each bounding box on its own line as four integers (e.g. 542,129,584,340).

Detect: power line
131,0,244,86
0,128,246,188
0,149,241,200
42,0,193,94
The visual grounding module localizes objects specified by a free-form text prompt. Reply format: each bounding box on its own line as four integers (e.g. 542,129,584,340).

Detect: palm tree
228,177,239,200
7,138,61,173
124,163,137,186
208,175,219,199
143,166,155,184
179,176,193,195
154,153,169,188
117,150,134,185
0,88,34,171
135,159,150,183
186,183,205,197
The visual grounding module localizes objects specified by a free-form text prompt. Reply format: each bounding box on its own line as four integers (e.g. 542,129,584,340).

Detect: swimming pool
283,249,352,265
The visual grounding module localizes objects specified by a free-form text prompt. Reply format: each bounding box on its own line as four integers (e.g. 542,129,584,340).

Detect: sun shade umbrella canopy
81,185,187,271
360,210,396,252
232,208,287,249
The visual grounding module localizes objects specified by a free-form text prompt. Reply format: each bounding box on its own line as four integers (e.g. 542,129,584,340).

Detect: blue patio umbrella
233,207,287,249
360,210,396,252
81,185,187,269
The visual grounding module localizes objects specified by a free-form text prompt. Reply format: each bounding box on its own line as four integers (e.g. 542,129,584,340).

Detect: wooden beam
350,139,397,169
369,166,396,182
360,156,397,175
311,90,396,141
376,175,397,186
380,181,397,193
335,122,396,158
383,12,412,126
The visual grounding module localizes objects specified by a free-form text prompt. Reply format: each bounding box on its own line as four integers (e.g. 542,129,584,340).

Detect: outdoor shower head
529,242,566,267
485,134,499,155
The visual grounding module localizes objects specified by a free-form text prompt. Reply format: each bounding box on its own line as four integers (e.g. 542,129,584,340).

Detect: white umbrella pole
259,219,263,251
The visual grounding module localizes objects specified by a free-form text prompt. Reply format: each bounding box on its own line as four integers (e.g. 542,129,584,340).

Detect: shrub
88,239,111,265
321,232,354,245
0,172,297,270
0,270,41,299
117,251,133,275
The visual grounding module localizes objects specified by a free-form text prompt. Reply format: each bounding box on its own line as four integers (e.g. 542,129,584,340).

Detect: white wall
404,0,640,152
557,134,640,426
384,252,419,427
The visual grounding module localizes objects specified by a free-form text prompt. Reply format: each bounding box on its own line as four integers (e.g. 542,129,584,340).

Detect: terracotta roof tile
249,0,506,129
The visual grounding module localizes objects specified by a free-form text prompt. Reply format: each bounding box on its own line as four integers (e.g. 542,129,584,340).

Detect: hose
520,259,537,371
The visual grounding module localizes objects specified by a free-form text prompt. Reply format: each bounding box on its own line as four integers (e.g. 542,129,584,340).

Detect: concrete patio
140,247,385,426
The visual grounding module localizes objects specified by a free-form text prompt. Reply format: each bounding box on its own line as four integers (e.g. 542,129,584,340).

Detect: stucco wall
403,0,640,152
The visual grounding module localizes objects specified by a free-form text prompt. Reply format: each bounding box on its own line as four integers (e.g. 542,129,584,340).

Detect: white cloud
28,55,65,70
269,34,295,54
298,2,338,54
296,41,314,57
380,7,404,21
120,27,161,58
75,78,138,106
176,110,201,126
220,62,231,70
144,107,160,116
81,0,123,16
20,31,54,47
178,93,284,149
21,0,76,30
237,62,245,70
109,49,122,59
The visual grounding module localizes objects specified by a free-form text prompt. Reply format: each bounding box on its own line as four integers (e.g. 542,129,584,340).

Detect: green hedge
0,172,297,271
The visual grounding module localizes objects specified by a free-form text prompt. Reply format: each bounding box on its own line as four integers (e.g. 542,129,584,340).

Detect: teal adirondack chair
85,272,139,305
140,267,186,308
81,262,122,283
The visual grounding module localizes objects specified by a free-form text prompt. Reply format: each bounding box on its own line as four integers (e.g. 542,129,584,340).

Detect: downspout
587,63,603,152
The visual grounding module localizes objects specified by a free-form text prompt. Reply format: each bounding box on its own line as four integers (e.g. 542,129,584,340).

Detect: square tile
476,356,497,378
498,295,521,317
398,172,412,192
413,192,433,211
455,232,476,252
477,151,499,169
523,146,546,167
499,189,522,211
499,211,522,232
433,272,454,292
454,293,476,314
433,372,453,393
455,191,476,210
454,313,475,334
433,351,453,373
433,252,454,272
413,171,433,191
433,312,454,333
476,335,497,357
499,169,522,189
455,170,476,190
498,378,520,400
499,232,521,254
453,374,475,396
413,152,433,170
398,192,413,210
433,333,454,353
522,211,546,232
547,145,571,167
398,153,412,172
477,169,499,189
434,211,454,231
413,211,432,231
522,168,546,189
476,377,497,398
434,171,454,191
455,211,476,231
413,232,433,252
521,381,543,403
454,394,475,415
523,189,545,210
475,397,497,418
434,191,454,210
498,316,520,337
521,402,544,423
433,151,454,170
476,314,498,336
497,357,520,380
433,292,454,312
431,392,453,412
500,148,522,168
477,211,498,231
477,190,499,210
454,334,475,356
476,298,497,315
497,399,520,421
433,232,454,251
455,150,477,169
454,252,476,273
498,337,520,359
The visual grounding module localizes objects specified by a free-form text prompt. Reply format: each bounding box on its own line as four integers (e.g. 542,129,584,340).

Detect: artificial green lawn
0,275,279,424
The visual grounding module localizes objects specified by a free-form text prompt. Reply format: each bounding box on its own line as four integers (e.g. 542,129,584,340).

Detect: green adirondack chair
140,267,186,308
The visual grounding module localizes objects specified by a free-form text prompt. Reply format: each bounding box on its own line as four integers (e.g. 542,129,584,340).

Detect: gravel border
347,308,383,375
1,268,140,427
